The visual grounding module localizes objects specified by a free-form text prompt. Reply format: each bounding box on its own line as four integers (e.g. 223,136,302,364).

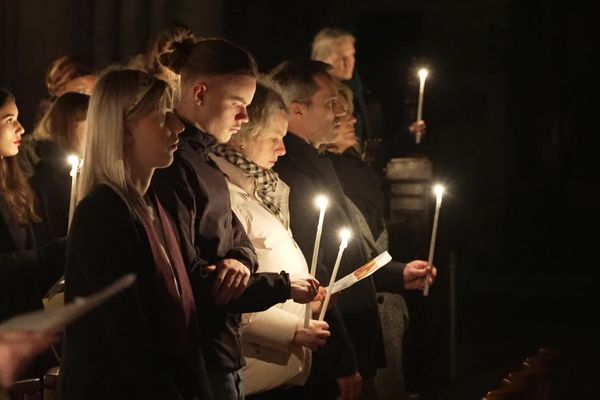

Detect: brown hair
269,58,332,106
230,77,288,146
160,38,258,84
45,55,95,99
0,89,40,224
34,92,90,153
129,24,199,78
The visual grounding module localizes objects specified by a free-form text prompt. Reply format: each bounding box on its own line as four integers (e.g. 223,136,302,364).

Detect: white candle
416,68,429,144
305,195,329,328
423,184,444,296
319,228,351,321
67,155,80,229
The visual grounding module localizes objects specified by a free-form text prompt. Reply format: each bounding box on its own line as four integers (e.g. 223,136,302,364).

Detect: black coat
328,150,408,294
29,140,71,245
60,184,210,400
329,150,386,240
274,133,406,377
153,123,291,372
0,193,65,322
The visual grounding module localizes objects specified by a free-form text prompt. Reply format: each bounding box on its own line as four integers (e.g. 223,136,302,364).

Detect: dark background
2,0,598,398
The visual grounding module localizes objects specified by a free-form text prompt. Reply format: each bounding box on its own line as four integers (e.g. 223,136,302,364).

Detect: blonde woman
211,79,330,398
60,69,210,399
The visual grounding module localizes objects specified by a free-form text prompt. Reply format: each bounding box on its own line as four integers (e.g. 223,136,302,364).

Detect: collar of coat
176,117,218,158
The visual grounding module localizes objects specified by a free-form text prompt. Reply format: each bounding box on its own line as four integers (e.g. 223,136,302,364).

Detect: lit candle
423,184,444,296
416,68,429,144
67,155,80,229
305,195,329,328
318,228,351,321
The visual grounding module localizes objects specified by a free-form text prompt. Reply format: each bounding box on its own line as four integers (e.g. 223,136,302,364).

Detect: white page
0,274,136,334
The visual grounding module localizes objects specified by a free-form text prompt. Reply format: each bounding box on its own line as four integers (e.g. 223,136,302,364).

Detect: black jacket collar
282,132,328,174
176,115,218,158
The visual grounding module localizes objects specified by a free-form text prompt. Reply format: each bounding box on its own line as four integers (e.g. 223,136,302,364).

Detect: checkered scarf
214,145,286,225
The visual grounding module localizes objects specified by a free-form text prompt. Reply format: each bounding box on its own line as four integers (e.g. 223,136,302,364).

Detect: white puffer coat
211,154,311,395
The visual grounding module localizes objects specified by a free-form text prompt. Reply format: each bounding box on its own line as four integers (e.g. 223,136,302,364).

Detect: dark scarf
139,192,198,365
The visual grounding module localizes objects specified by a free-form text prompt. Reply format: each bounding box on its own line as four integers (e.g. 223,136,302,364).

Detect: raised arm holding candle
423,184,445,296
319,228,351,321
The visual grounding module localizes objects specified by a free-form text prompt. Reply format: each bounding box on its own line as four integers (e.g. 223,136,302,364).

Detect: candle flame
418,68,429,81
67,154,79,167
68,154,80,176
433,184,445,198
315,195,329,210
339,228,352,241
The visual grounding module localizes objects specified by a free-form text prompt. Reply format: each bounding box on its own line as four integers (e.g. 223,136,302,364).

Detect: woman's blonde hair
78,68,171,219
229,77,288,147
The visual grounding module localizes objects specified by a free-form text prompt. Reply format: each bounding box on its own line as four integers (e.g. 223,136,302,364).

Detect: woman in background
30,92,89,244
0,89,65,323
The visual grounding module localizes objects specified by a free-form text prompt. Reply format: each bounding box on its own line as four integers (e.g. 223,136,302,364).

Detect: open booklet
0,274,136,334
329,251,392,295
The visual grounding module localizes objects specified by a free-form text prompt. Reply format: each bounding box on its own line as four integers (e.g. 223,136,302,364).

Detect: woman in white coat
211,79,330,398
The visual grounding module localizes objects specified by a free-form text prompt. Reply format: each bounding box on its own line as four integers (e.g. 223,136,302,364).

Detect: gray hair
230,77,288,146
311,27,355,61
269,58,332,107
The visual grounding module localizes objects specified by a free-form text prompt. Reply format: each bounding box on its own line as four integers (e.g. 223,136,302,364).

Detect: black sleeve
65,192,182,398
192,270,290,313
373,260,406,294
225,272,290,313
224,212,258,272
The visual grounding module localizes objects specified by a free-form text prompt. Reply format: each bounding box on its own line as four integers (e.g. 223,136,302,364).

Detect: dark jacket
275,133,406,377
153,123,291,372
0,194,65,322
60,184,210,400
29,140,71,245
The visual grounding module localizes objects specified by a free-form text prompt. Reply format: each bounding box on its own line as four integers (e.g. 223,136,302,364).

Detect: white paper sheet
0,274,136,334
330,252,392,294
